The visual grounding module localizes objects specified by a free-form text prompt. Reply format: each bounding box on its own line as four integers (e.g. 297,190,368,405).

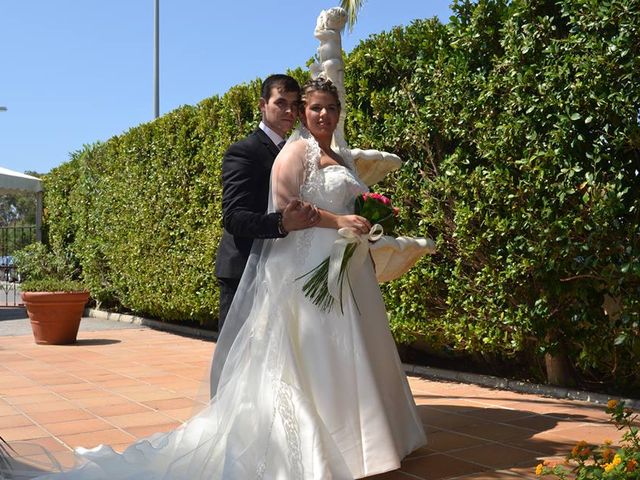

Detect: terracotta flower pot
21,291,90,345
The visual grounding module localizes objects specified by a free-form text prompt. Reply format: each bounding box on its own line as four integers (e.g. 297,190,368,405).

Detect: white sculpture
310,7,348,148
310,7,436,283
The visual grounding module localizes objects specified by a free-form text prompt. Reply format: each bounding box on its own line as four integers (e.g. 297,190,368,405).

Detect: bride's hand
337,215,371,235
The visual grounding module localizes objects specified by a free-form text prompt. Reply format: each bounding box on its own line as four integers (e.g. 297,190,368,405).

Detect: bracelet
277,212,288,236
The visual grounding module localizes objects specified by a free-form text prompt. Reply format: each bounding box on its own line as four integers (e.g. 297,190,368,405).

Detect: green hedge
42,0,639,392
345,0,639,391
45,70,307,326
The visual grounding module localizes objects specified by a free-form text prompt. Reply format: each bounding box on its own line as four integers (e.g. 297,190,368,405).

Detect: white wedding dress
23,128,425,480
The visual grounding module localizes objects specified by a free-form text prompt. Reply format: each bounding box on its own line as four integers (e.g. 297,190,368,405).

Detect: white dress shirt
259,121,285,148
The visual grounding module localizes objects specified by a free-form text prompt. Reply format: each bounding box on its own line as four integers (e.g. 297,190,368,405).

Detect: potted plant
14,243,89,345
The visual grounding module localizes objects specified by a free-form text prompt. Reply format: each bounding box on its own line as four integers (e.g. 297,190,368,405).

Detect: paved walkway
0,313,623,479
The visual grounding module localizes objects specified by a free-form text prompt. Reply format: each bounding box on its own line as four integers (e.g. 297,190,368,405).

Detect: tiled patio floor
0,325,621,479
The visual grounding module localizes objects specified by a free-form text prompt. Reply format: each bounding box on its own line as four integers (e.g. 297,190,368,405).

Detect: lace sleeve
270,127,323,211
269,140,307,212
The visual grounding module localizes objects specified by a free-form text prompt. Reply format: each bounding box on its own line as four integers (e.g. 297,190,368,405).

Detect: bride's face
301,91,340,143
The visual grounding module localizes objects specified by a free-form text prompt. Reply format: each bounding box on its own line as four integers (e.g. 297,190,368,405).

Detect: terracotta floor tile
57,388,114,400
1,424,50,441
0,402,20,416
539,423,622,446
45,418,115,436
508,414,578,432
424,430,492,453
89,402,153,418
365,470,418,479
418,407,483,429
124,422,181,438
0,329,625,479
401,452,488,479
5,453,69,476
142,396,197,411
456,408,538,424
0,385,52,397
47,383,94,395
456,421,535,443
103,411,174,429
115,388,181,403
0,413,33,428
109,443,131,452
26,375,86,387
57,428,136,449
165,384,206,399
448,444,540,470
541,404,610,423
0,368,37,378
131,373,183,383
160,406,200,422
9,437,71,460
510,431,577,456
413,395,482,410
71,394,132,409
405,445,434,459
4,392,63,406
19,400,78,414
28,408,95,426
453,469,527,479
98,377,144,388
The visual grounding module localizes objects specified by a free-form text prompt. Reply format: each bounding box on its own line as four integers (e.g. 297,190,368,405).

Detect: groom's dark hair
261,74,301,101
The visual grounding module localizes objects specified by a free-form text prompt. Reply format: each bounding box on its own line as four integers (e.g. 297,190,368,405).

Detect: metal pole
35,191,43,243
153,0,159,118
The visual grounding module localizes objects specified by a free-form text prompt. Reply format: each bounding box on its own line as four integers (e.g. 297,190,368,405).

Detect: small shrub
536,400,640,479
20,279,86,293
13,243,76,282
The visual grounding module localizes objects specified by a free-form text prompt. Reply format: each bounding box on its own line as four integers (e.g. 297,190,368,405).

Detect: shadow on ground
74,339,121,346
0,307,27,321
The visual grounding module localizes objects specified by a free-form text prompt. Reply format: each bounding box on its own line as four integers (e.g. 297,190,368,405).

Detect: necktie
277,140,286,150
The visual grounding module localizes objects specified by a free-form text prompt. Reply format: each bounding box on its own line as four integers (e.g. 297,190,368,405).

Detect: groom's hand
282,200,320,232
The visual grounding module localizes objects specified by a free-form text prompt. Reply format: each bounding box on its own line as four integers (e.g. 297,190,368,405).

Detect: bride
21,77,426,480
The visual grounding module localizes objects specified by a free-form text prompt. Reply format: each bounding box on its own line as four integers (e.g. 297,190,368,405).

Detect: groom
215,74,318,331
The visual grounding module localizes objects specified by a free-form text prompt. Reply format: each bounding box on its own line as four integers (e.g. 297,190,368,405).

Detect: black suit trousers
217,277,240,332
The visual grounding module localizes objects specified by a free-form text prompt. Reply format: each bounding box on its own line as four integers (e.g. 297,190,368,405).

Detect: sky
1,1,453,175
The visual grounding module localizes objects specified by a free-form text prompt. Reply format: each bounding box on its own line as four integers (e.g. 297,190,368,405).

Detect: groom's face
260,87,300,138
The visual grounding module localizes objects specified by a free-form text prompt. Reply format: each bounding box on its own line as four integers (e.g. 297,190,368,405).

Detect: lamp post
153,0,159,119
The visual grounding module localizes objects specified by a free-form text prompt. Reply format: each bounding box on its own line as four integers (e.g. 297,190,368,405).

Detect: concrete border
403,363,640,410
85,308,639,409
86,308,218,341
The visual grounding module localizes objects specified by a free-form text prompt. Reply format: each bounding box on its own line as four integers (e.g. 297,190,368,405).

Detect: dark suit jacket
215,128,285,280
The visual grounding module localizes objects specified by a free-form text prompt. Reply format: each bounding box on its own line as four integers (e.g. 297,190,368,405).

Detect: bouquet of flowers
354,193,398,236
297,192,398,313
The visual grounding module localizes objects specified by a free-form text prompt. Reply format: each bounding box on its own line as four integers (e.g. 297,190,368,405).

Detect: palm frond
340,0,365,31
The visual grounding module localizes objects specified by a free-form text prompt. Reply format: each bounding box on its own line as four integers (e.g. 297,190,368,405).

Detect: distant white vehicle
0,256,20,282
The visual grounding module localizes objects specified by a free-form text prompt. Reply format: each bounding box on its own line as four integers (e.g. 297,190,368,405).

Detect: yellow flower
607,399,618,409
535,463,544,476
605,455,623,472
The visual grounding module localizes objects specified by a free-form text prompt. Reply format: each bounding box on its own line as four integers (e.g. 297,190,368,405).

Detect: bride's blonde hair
301,77,341,111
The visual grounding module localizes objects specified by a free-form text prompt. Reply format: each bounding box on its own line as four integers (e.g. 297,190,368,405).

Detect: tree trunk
544,350,574,387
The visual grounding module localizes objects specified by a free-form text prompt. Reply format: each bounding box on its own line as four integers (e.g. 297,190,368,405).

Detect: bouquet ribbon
327,224,384,304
